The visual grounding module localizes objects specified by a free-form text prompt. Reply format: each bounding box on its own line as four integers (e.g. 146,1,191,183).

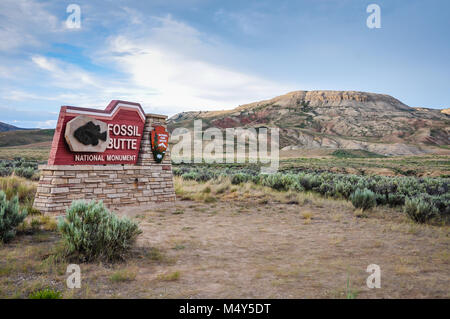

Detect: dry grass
110,267,138,282
0,178,449,298
156,271,180,282
0,146,50,161
0,176,37,203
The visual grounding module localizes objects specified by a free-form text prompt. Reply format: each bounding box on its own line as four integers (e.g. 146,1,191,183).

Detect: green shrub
335,181,353,199
403,197,437,223
0,159,38,179
231,173,250,185
172,164,449,221
350,188,376,211
28,288,62,299
0,191,27,243
375,193,387,206
261,173,297,191
298,173,322,191
14,167,35,179
428,194,450,217
0,166,12,177
318,182,334,197
387,193,405,207
58,200,142,262
290,180,304,192
181,171,198,180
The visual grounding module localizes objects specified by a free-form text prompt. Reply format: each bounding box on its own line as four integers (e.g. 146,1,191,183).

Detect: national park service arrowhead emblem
150,125,169,163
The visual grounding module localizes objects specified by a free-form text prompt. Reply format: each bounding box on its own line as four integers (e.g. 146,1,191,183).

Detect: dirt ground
114,199,449,298
1,183,449,299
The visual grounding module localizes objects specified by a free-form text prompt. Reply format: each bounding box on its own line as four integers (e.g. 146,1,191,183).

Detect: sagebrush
350,188,376,211
58,200,142,261
0,191,27,243
173,164,449,223
403,197,437,223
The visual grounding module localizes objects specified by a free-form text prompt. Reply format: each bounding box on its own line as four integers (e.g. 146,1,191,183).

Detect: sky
0,0,449,128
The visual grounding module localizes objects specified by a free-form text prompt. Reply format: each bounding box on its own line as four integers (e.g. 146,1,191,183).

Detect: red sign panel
150,126,169,163
48,100,146,165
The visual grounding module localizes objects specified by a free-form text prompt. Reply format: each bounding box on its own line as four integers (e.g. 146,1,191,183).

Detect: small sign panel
48,100,146,165
150,125,169,163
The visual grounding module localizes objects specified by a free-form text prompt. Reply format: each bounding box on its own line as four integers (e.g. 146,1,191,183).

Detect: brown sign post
33,100,176,215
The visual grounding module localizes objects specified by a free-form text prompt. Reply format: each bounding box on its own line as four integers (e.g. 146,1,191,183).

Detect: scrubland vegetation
0,154,448,298
174,164,449,224
0,158,41,180
1,172,142,298
58,200,142,262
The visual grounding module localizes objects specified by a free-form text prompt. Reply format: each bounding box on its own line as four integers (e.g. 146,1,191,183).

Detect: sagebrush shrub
0,166,12,177
387,193,405,207
231,173,250,185
260,174,282,190
14,167,35,179
0,191,27,243
335,181,353,199
181,171,198,181
431,194,450,220
350,188,376,211
403,197,437,223
298,173,322,191
375,193,387,206
58,200,142,261
261,173,298,191
318,182,334,196
175,164,449,221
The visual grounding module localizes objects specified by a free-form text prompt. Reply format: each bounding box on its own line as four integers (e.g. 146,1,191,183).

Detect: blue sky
0,0,449,128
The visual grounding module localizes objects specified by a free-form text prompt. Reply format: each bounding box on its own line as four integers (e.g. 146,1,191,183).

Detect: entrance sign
151,125,169,163
48,100,146,165
34,100,176,216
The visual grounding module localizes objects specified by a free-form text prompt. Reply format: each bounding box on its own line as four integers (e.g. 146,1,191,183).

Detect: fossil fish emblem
73,121,107,146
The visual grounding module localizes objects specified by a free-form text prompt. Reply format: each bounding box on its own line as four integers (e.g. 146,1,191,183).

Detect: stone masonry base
33,164,176,215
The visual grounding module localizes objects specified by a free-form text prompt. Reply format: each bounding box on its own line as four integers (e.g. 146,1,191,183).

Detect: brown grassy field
1,142,449,177
0,143,50,161
0,177,448,298
0,129,54,148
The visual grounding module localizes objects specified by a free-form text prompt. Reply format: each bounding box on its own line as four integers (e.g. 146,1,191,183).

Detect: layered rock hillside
168,91,449,156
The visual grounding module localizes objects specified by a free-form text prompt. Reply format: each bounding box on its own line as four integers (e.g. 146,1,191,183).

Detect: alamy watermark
366,264,381,289
66,4,81,29
366,4,381,29
66,264,81,289
171,120,279,173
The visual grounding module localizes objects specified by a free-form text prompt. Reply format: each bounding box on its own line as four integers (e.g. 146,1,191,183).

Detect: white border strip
66,103,146,121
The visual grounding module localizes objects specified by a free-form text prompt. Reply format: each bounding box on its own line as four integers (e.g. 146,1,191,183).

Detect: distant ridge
0,121,30,132
0,128,55,147
168,90,450,156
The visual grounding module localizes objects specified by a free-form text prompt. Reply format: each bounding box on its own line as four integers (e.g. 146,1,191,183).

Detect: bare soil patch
116,198,449,298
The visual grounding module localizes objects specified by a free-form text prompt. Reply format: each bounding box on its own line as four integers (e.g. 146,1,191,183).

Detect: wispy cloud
31,55,97,89
0,0,294,128
3,9,294,125
100,15,293,113
0,0,60,51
